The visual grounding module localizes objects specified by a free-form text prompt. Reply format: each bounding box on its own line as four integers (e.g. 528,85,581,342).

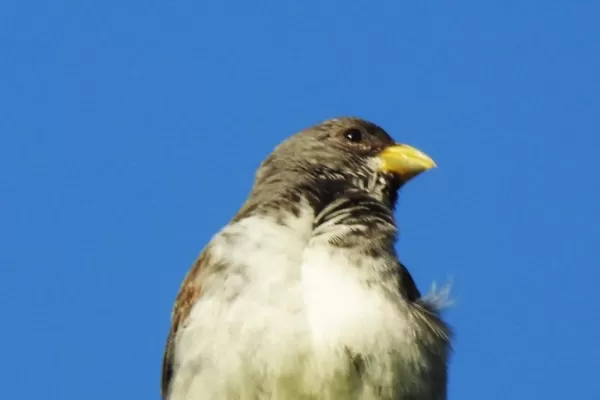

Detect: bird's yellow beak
378,144,436,179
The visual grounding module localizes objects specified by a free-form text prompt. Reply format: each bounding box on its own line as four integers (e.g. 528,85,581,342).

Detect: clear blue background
1,1,598,399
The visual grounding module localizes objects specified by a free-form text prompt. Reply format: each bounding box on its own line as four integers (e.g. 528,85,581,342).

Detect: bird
161,117,451,400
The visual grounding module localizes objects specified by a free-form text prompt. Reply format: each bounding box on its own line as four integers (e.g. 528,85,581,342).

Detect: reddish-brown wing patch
160,250,211,399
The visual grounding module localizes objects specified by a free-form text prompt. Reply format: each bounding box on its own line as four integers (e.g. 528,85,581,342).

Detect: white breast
300,240,416,399
170,212,421,400
302,244,409,349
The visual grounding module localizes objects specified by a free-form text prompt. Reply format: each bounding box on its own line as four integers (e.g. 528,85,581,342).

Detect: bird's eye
343,128,363,143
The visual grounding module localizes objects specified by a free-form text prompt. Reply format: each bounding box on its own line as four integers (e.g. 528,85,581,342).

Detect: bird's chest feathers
208,214,407,351
180,215,418,399
301,242,410,359
202,214,411,356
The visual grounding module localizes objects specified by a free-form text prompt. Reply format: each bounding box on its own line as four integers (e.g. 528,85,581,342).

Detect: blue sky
1,0,599,399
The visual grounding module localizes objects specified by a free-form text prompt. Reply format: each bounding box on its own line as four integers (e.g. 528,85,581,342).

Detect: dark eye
343,128,363,143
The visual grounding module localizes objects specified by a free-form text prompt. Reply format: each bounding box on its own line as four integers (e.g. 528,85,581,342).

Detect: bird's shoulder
161,248,211,399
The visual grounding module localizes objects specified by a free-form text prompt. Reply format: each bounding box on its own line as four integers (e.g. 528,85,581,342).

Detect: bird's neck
233,177,399,250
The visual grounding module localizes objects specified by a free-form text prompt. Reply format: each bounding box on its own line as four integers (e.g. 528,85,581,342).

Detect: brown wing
161,250,211,399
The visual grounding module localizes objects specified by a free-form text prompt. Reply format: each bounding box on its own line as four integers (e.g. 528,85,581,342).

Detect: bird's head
253,117,436,209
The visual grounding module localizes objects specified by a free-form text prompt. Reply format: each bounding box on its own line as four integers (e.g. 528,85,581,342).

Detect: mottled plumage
161,117,451,400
